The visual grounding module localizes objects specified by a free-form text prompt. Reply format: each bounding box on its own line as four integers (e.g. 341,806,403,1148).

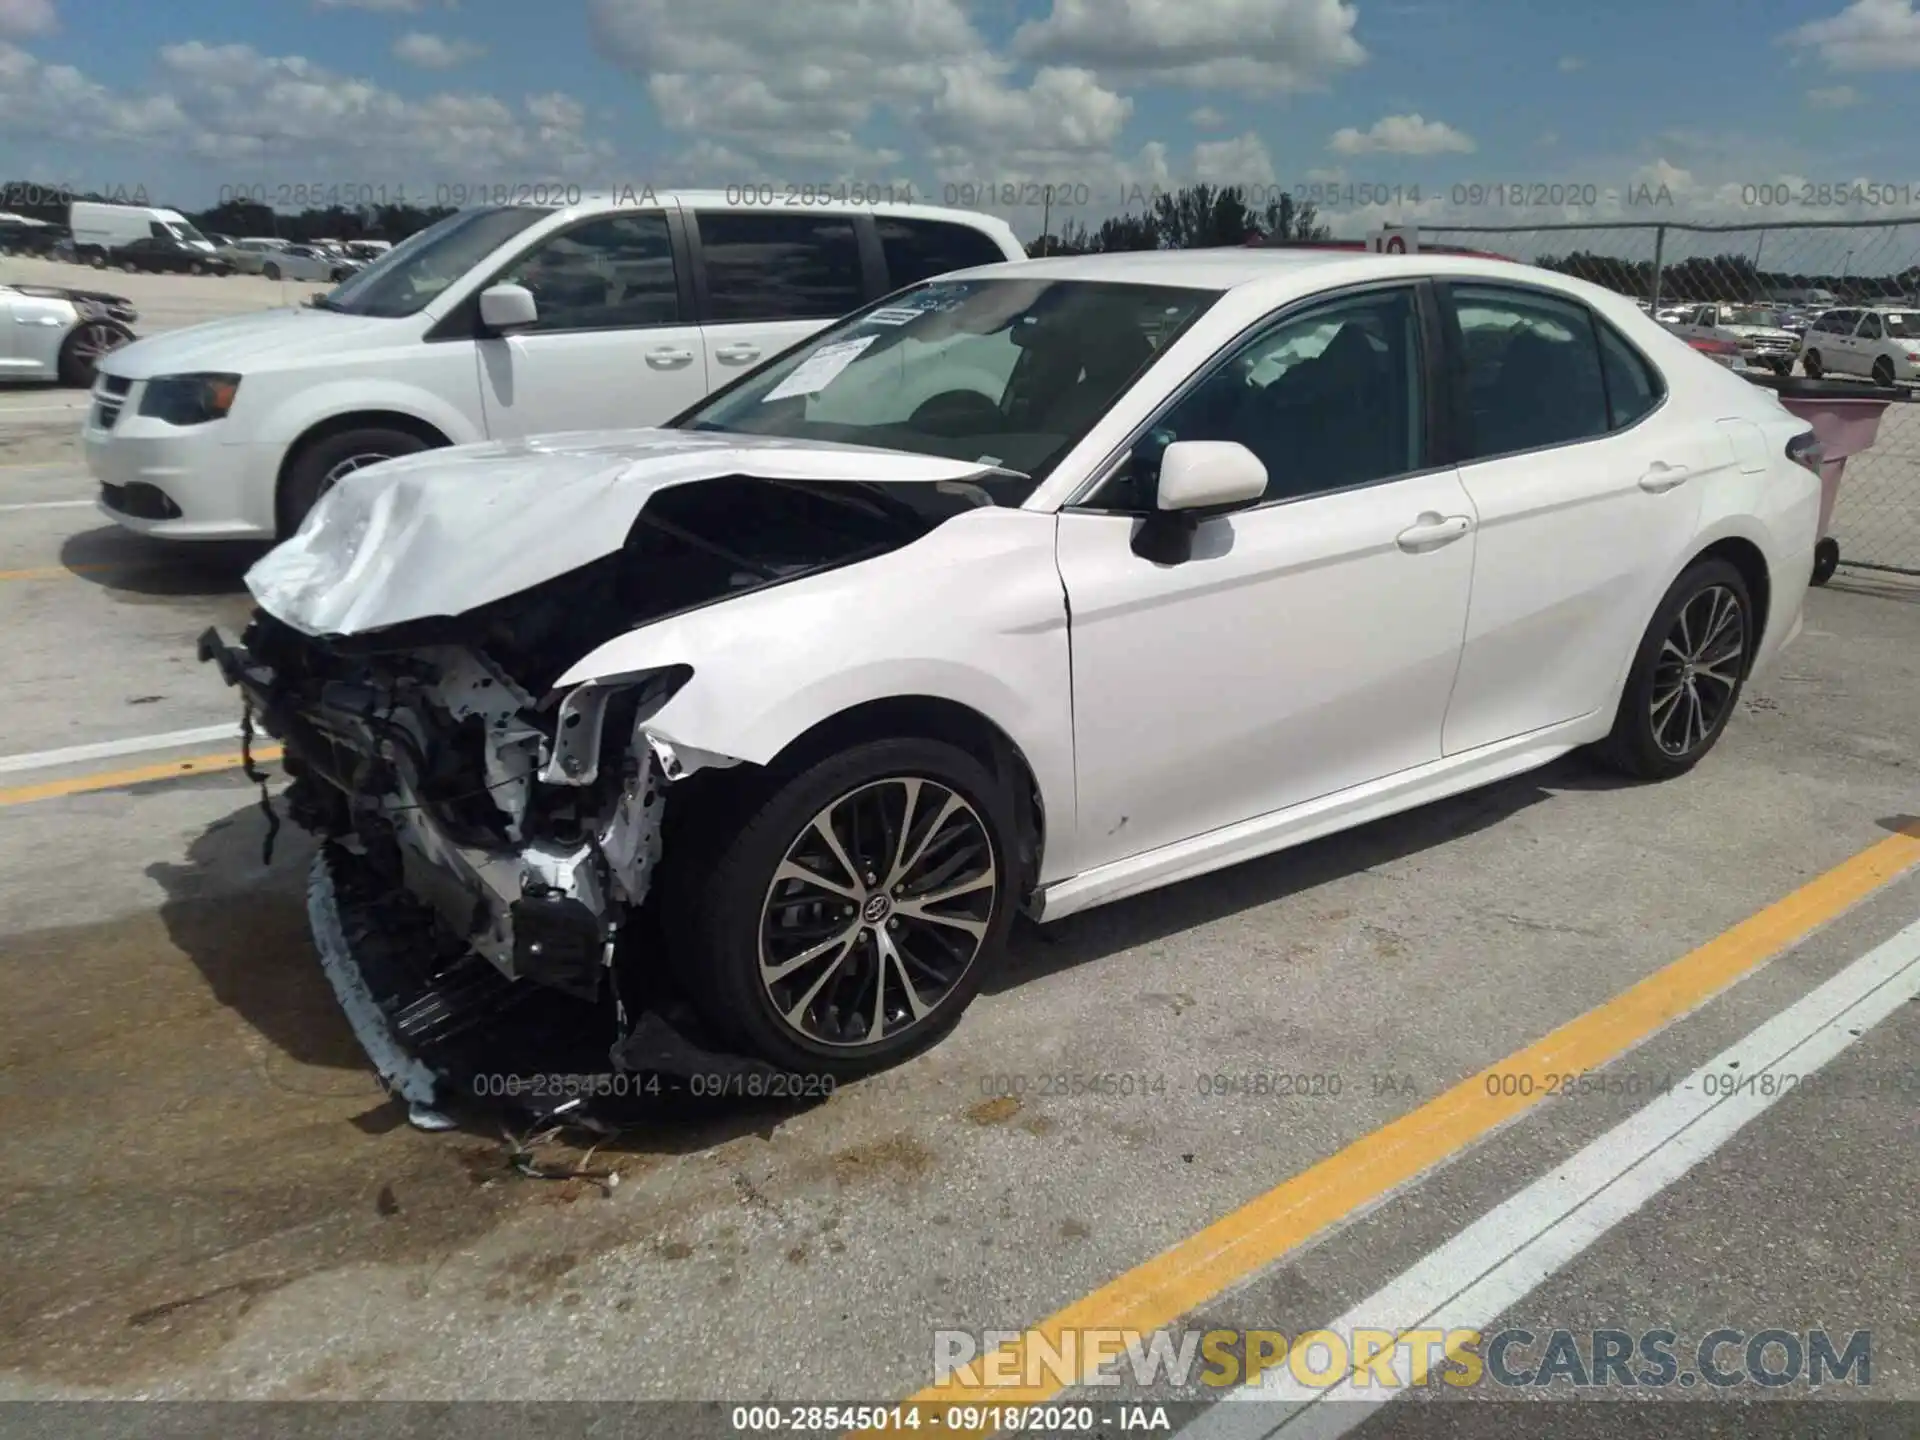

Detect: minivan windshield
674,278,1219,480
164,220,210,246
317,205,553,318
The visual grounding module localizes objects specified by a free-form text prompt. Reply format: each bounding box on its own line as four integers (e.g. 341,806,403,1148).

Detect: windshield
674,278,1219,479
165,220,209,246
1883,312,1917,336
1725,307,1781,327
318,205,553,318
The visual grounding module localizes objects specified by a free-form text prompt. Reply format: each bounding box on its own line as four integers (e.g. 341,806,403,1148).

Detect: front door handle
1638,462,1691,493
715,343,762,365
1395,513,1473,552
646,347,694,368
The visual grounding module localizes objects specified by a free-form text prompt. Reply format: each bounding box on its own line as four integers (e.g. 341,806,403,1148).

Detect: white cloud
1189,104,1225,128
1011,0,1366,92
0,0,55,39
392,30,485,68
1805,82,1863,105
1328,112,1474,155
0,39,611,189
589,0,1135,189
1557,54,1584,71
1191,132,1275,188
1781,0,1920,69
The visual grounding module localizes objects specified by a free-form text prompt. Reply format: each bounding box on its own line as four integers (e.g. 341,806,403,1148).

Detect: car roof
952,248,1584,297
558,189,1019,236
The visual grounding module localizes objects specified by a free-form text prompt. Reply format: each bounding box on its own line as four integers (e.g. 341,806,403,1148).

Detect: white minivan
83,191,1026,539
69,202,217,267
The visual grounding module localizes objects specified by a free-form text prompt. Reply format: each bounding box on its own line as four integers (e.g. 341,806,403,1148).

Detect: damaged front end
198,467,1002,1127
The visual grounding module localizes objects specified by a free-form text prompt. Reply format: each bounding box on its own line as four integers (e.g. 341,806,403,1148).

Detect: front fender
556,506,1083,881
249,376,486,452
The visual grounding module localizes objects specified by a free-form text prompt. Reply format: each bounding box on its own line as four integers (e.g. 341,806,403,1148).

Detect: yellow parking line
0,746,282,807
866,819,1920,1436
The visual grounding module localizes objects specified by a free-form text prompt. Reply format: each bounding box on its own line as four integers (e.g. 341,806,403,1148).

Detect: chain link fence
1418,219,1920,577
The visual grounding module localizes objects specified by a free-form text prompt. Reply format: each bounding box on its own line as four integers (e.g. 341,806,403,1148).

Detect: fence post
1648,223,1667,311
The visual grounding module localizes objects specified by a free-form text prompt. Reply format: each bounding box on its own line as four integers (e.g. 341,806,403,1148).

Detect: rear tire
1592,559,1754,781
1812,537,1840,587
278,426,429,536
1872,356,1896,387
263,262,281,282
664,737,1017,1077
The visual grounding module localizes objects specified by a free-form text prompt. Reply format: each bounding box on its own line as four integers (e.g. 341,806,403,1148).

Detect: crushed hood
246,428,1001,638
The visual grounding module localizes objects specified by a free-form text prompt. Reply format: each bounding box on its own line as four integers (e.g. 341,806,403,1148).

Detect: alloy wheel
1650,583,1745,757
68,322,123,374
318,451,395,498
757,776,997,1049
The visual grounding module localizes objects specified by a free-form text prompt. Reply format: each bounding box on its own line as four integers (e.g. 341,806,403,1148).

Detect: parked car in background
69,202,216,267
343,239,391,263
1797,305,1920,386
85,191,1025,539
1669,302,1798,374
259,244,358,283
0,212,63,256
211,236,279,274
199,249,1821,1093
0,281,137,386
107,234,233,275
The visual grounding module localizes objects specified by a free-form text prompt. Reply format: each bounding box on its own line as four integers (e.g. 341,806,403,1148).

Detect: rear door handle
714,343,761,365
1638,462,1691,493
1395,513,1473,552
645,347,694,368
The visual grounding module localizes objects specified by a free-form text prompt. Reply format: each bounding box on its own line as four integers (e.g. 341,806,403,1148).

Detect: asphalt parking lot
2,277,1919,1431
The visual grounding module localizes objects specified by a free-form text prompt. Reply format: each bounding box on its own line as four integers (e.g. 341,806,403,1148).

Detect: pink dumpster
1740,374,1903,585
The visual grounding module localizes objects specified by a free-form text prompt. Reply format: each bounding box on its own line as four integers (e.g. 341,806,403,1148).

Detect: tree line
1027,186,1332,255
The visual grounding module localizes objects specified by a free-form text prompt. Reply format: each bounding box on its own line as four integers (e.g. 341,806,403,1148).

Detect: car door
474,207,708,439
1853,311,1885,375
1818,310,1860,373
1435,283,1716,755
1052,281,1479,873
687,208,870,382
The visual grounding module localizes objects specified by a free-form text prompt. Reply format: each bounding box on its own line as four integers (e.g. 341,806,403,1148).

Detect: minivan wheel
1802,349,1824,379
669,737,1017,1076
278,426,428,536
1593,558,1753,781
1872,356,1896,387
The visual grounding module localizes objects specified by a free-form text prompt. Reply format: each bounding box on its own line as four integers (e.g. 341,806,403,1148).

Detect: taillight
1786,430,1824,475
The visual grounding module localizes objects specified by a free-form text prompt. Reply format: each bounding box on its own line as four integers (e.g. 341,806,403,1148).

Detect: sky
3,0,1920,261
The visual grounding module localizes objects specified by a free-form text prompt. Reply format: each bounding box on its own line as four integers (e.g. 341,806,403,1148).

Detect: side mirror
1132,441,1268,564
479,282,539,333
1155,440,1269,512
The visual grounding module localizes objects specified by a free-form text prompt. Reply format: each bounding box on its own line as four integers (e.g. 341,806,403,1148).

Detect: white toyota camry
201,248,1822,1117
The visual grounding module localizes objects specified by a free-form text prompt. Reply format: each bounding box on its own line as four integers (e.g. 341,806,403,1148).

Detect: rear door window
695,211,865,322
876,218,1009,289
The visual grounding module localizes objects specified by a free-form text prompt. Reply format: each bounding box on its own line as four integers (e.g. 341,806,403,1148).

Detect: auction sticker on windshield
763,336,878,401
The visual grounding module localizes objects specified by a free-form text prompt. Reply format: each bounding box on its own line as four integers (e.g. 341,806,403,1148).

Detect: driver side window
1098,286,1425,511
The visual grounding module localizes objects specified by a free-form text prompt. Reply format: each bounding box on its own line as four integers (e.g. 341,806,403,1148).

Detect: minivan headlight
140,373,242,426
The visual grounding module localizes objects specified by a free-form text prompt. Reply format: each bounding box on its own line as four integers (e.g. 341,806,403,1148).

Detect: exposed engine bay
202,470,1026,1126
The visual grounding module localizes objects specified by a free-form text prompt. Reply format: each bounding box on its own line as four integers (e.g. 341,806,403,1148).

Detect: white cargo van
69,202,216,266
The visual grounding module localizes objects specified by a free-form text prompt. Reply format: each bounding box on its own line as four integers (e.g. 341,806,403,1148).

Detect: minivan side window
876,218,1008,289
1859,313,1883,339
498,212,681,332
695,212,864,322
1449,284,1610,459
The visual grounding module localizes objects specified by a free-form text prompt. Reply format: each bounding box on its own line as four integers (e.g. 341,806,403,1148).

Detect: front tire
1802,349,1824,379
58,322,126,388
1872,356,1896,387
1593,559,1753,781
668,737,1017,1076
278,426,428,536
262,262,281,281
